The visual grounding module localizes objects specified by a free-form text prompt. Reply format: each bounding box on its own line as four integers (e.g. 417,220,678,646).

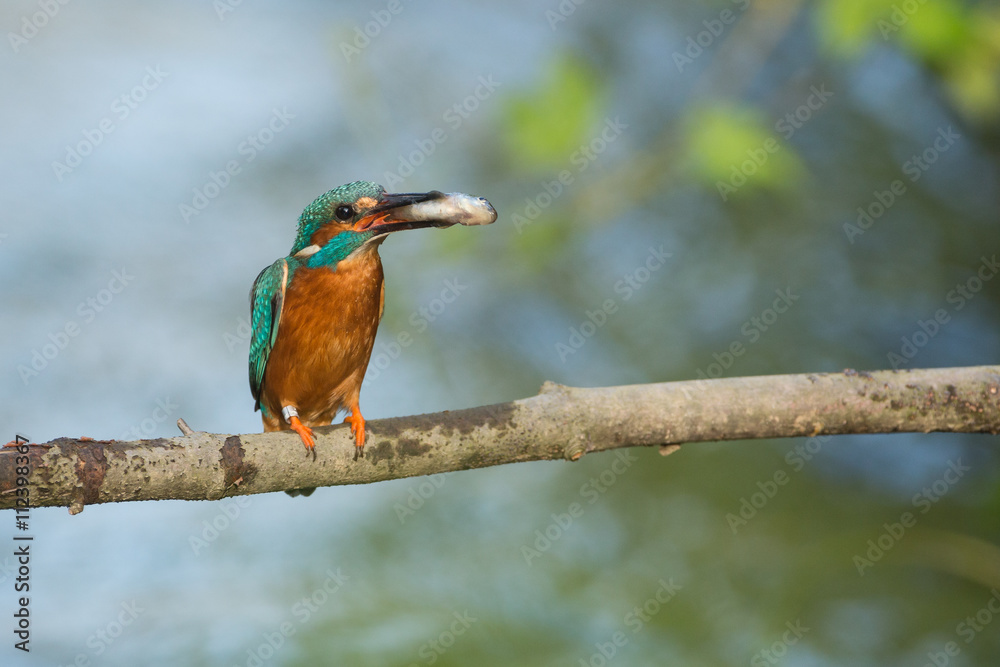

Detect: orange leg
288,415,316,460
343,403,366,458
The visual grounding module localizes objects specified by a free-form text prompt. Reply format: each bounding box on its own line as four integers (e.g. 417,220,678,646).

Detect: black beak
355,191,449,235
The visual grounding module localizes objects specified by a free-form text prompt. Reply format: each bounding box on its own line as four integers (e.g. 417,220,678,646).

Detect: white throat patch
294,244,321,258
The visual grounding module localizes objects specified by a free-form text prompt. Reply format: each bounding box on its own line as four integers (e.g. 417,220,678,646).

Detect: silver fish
388,192,497,227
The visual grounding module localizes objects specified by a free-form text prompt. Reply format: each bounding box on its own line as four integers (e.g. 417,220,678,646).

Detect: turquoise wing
249,259,289,412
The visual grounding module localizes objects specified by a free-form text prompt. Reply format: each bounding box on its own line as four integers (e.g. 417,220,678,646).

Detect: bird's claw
288,416,316,461
343,411,366,460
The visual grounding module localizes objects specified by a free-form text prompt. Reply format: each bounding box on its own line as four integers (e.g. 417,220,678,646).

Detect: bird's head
291,181,496,260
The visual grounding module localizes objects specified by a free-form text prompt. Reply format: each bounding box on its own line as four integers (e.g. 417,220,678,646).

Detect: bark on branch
3,366,998,513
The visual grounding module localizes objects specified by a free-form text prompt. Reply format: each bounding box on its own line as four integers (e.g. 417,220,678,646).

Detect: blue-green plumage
291,181,385,254
248,258,288,416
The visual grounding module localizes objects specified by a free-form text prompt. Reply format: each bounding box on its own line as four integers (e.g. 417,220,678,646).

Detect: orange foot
343,405,366,460
288,415,316,461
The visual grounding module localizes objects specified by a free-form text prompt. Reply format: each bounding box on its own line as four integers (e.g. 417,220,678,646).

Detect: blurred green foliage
819,0,1000,118
682,105,803,198
501,53,603,169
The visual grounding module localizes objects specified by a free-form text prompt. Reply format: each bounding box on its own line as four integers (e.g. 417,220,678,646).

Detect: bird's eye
335,205,354,221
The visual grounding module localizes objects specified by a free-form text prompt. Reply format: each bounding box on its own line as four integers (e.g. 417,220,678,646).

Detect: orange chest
281,250,386,343
259,249,387,420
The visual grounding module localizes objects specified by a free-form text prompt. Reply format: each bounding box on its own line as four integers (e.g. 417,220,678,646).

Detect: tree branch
3,366,998,512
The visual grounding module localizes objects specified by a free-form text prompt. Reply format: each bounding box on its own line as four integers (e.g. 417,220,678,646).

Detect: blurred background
2,0,1000,664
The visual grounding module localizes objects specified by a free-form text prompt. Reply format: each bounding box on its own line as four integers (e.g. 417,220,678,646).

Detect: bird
249,181,495,494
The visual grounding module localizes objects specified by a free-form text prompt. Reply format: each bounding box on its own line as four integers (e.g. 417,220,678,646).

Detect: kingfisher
249,181,496,469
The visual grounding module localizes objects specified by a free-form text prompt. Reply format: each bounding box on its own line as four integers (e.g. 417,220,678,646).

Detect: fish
385,192,497,227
